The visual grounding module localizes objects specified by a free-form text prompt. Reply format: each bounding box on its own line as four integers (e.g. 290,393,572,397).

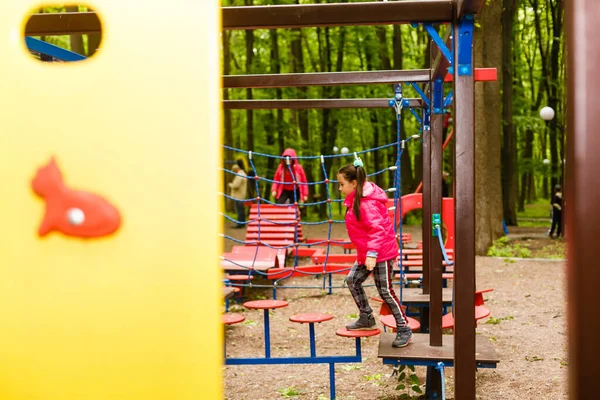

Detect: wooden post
453,15,476,400
566,0,600,397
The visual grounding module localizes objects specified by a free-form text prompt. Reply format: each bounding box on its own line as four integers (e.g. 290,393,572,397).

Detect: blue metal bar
422,24,453,65
436,362,446,400
328,273,333,295
444,90,454,108
433,79,444,115
409,108,423,125
457,15,475,76
225,354,361,365
435,225,455,266
264,309,271,358
309,323,317,358
408,82,431,108
25,37,86,62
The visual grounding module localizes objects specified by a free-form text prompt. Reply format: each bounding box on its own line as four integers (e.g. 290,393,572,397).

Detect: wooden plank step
246,233,305,241
249,214,299,220
377,333,499,367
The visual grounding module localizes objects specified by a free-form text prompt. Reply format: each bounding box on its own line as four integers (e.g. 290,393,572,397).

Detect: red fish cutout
32,157,121,238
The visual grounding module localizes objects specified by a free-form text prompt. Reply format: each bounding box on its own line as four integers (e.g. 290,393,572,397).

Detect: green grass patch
487,237,532,258
517,201,552,219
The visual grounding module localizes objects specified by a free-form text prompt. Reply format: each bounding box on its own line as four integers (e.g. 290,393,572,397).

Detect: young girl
271,148,309,204
338,158,412,348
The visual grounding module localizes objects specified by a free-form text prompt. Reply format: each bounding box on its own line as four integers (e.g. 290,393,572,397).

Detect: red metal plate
243,299,289,310
222,313,245,325
335,327,381,338
289,313,334,324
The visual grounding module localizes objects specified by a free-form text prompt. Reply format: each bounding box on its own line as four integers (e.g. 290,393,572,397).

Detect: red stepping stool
243,299,289,310
379,314,421,332
226,274,254,282
336,327,381,338
290,313,334,324
222,313,245,325
441,288,494,331
290,313,334,357
244,299,289,358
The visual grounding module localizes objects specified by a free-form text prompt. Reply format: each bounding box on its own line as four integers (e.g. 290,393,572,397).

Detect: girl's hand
366,257,376,271
303,196,309,202
271,191,277,198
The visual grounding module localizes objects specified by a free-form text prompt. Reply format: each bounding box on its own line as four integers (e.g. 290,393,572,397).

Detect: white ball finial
542,159,550,165
340,147,349,154
67,208,85,226
333,146,339,154
540,106,555,121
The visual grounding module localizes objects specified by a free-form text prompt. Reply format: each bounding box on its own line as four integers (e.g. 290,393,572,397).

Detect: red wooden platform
221,245,286,271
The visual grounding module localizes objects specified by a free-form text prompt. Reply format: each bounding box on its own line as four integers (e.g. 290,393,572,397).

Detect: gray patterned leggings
346,259,408,328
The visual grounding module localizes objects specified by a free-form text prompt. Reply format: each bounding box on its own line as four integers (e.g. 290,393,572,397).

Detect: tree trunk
474,0,505,254
245,0,255,153
290,24,314,201
501,0,518,225
548,0,564,188
267,28,282,200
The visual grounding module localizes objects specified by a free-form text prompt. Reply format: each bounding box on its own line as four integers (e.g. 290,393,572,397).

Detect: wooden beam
223,99,424,110
25,12,101,36
224,70,431,89
222,1,454,30
455,0,485,18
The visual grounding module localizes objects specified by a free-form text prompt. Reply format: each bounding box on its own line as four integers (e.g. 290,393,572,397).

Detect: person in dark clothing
549,184,563,238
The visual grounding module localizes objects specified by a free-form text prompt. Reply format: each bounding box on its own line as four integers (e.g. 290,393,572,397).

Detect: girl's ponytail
338,158,368,221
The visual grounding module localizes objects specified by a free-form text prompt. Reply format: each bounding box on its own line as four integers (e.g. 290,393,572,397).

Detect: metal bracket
409,108,423,126
423,108,431,132
432,79,444,115
432,214,441,236
457,15,474,76
407,82,431,108
388,83,404,115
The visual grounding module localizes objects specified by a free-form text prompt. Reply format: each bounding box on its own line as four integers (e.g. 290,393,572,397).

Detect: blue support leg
328,273,333,295
309,323,317,358
264,309,271,358
329,363,336,400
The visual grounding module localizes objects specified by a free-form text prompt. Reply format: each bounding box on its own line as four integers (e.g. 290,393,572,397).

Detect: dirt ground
222,224,567,399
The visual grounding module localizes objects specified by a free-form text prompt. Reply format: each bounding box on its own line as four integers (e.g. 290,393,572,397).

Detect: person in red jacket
337,158,412,348
271,148,309,204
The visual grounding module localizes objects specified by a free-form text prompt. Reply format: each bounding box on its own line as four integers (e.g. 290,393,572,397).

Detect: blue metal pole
328,273,333,295
309,323,317,358
264,309,271,358
329,363,336,400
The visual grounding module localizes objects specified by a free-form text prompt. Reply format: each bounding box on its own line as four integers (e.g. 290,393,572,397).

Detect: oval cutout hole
23,5,103,63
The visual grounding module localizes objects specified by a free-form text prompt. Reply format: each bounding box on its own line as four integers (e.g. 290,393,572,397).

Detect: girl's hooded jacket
344,181,399,264
271,148,309,200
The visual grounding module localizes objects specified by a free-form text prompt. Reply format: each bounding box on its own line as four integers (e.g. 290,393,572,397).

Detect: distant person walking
549,184,563,238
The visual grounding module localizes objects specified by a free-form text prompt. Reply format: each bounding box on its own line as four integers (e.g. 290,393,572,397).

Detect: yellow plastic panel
0,1,222,399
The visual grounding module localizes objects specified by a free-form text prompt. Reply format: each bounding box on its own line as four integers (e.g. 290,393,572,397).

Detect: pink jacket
272,148,309,199
344,181,399,264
